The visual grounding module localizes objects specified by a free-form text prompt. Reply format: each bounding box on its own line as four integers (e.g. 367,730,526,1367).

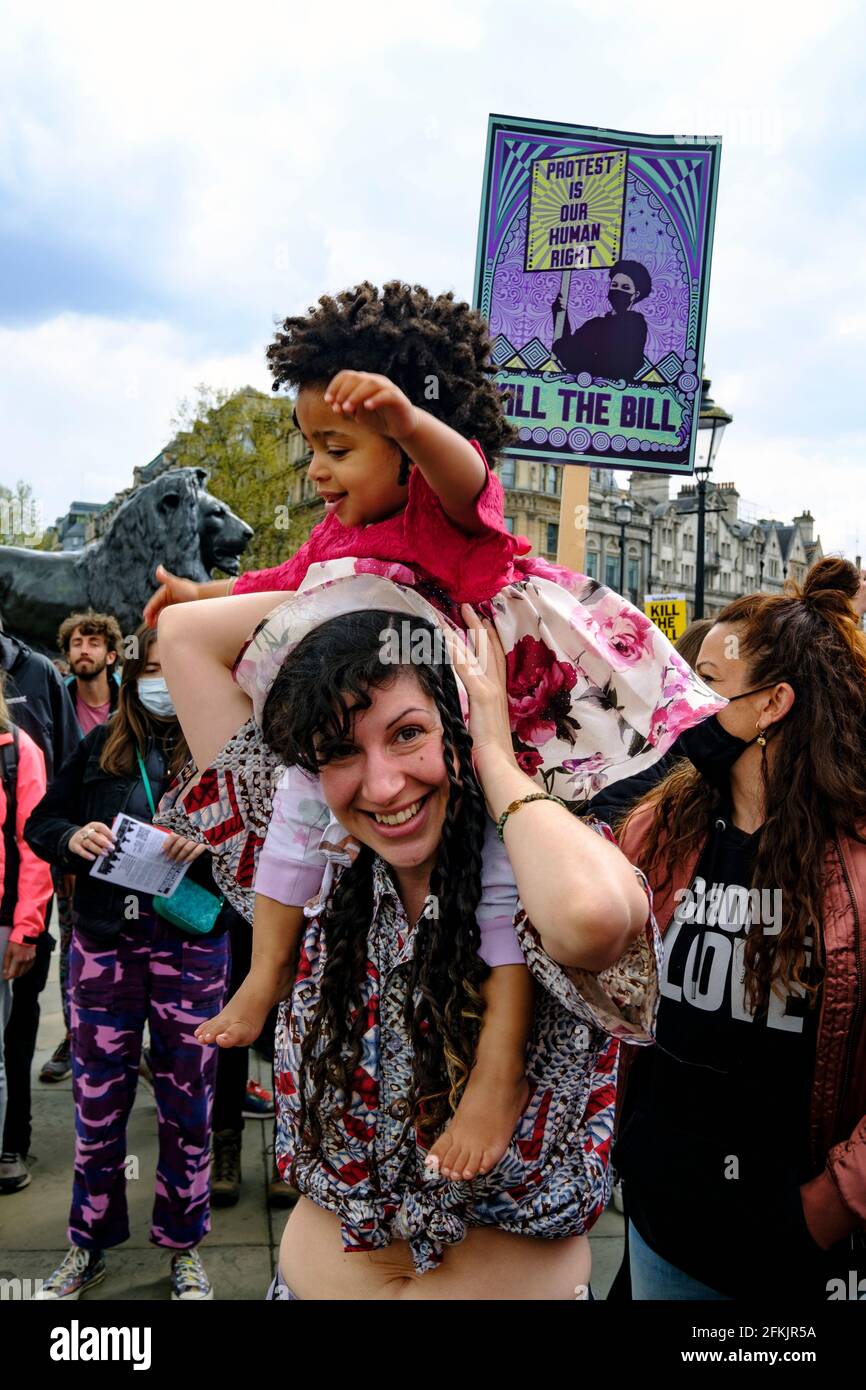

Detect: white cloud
1,0,864,548
0,313,268,517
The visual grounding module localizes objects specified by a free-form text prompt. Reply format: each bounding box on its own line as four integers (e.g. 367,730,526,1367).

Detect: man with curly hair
58,611,123,737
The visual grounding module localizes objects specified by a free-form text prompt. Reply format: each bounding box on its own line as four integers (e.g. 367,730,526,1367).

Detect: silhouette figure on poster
552,260,652,382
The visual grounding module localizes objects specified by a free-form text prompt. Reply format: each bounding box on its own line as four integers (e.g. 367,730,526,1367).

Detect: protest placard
644,591,688,642
474,116,721,475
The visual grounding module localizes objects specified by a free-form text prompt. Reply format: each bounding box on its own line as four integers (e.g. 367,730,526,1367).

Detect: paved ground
0,915,626,1300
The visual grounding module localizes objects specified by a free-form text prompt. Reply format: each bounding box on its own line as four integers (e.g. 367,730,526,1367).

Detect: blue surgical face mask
137,676,176,718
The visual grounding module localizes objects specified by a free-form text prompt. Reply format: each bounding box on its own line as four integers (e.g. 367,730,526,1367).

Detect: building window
499,459,515,488
544,465,560,495
585,549,598,578
605,555,619,589
503,515,515,534
627,559,639,598
546,522,559,555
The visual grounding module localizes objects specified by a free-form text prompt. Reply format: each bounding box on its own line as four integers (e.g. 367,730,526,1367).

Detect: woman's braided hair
262,610,489,1162
267,280,516,464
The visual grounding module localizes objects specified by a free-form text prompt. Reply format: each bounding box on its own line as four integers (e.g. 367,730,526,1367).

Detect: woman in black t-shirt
613,564,866,1300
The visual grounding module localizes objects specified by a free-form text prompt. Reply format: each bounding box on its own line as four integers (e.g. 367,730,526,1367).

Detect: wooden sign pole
556,464,590,572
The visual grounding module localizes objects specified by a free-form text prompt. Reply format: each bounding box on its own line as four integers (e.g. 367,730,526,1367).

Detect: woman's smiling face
316,671,450,880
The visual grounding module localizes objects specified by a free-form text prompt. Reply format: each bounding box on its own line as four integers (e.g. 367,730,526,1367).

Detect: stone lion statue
0,468,253,651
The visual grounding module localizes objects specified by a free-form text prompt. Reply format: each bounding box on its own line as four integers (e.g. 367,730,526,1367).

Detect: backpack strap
0,726,20,832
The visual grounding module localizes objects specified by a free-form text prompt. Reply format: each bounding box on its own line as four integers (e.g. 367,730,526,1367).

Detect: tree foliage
167,384,315,575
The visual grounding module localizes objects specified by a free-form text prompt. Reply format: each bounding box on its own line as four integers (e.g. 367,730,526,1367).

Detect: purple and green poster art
473,115,721,475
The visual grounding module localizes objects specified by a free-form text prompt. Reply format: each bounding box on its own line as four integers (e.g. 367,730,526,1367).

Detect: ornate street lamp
615,498,633,597
694,376,733,619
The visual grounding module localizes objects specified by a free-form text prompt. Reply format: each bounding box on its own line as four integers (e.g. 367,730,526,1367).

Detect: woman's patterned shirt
274,824,661,1275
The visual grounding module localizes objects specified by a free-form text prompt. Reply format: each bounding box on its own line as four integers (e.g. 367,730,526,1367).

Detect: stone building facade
577,467,822,617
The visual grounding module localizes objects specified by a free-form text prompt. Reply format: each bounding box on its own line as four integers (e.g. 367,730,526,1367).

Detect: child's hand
324,371,418,443
143,564,201,628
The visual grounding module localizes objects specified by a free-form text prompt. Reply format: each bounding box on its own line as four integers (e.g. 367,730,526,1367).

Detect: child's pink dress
154,444,723,921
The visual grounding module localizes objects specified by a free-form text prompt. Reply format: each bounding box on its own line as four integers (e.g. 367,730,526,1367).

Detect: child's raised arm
158,591,289,772
324,370,489,535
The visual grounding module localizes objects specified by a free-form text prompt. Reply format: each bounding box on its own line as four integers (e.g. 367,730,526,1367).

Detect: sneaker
211,1129,242,1207
34,1246,106,1300
0,1152,31,1193
39,1035,72,1084
242,1078,275,1119
267,1160,299,1209
170,1248,213,1300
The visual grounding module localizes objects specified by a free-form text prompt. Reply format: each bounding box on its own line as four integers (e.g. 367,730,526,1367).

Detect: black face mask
608,288,633,313
677,684,781,790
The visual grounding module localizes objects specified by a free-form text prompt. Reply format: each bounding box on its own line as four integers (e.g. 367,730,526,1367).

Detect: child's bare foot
425,1071,530,1182
194,967,291,1048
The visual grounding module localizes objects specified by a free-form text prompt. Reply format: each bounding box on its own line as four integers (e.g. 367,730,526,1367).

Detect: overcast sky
2,0,864,557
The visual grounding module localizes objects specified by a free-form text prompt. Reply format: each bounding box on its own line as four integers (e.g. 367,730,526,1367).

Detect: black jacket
588,745,684,828
0,632,80,781
24,720,226,940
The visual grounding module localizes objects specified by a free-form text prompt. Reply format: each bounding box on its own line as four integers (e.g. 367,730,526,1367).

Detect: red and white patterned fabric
273,834,660,1275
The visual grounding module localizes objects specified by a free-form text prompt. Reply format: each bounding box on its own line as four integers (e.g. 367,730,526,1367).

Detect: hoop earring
755,722,767,747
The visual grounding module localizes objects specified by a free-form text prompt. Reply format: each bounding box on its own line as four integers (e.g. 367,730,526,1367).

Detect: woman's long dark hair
262,610,489,1162
622,563,866,1013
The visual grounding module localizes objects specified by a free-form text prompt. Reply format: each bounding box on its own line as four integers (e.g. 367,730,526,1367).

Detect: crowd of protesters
3,556,866,1302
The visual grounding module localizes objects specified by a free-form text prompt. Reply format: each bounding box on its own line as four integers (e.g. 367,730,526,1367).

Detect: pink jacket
0,728,53,943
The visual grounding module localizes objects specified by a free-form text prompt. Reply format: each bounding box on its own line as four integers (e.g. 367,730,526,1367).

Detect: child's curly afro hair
267,280,516,464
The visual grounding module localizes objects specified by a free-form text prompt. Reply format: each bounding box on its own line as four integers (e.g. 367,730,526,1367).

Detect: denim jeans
628,1220,732,1301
